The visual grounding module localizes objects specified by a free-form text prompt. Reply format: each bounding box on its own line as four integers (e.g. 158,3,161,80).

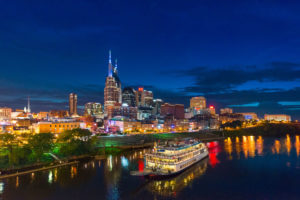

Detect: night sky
0,0,300,119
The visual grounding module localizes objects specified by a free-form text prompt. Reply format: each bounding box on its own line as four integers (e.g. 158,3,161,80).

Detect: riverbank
0,132,223,175
0,154,94,178
95,131,223,148
213,122,300,137
0,161,79,179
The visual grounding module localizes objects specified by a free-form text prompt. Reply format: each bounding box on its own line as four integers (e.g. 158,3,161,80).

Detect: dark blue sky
0,0,300,119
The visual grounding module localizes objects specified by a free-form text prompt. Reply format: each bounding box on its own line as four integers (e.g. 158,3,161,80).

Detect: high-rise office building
136,87,144,106
112,103,138,120
122,87,137,107
190,96,206,110
104,51,122,118
144,90,153,107
135,87,153,107
152,99,164,115
69,93,77,116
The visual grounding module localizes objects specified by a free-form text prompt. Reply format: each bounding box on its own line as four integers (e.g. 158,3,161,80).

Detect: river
1,135,300,200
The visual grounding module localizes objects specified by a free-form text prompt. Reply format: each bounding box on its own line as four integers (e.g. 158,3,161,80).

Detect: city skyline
0,0,300,119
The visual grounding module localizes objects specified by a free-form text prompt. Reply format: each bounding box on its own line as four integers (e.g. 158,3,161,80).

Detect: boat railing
156,142,201,151
146,147,205,160
146,152,201,165
147,151,200,163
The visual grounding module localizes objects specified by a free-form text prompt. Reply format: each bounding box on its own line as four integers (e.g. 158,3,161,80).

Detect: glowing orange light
138,87,144,92
209,106,214,109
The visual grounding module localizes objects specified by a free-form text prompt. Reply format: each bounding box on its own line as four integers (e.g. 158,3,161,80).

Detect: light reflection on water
1,135,300,199
222,134,300,160
296,135,300,157
146,158,208,198
0,182,4,194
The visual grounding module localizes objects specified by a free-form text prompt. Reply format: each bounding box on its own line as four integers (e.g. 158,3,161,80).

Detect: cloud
278,101,300,106
228,102,260,107
171,61,300,94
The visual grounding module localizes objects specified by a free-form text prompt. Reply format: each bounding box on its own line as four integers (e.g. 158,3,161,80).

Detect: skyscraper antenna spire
108,50,112,77
115,58,118,68
109,50,112,64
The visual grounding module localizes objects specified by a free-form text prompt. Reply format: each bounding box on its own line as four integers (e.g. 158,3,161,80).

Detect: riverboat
131,139,208,178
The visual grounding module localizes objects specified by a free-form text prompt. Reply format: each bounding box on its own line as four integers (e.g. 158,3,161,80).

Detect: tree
221,120,242,129
59,128,92,142
0,133,17,166
58,129,94,156
28,133,54,162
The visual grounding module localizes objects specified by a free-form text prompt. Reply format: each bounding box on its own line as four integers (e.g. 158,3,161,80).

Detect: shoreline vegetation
0,122,299,177
214,122,300,137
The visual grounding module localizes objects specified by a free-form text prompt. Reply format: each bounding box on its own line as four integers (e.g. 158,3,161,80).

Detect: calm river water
1,135,300,200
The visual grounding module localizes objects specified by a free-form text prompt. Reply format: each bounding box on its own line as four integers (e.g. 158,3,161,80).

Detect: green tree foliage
216,122,300,137
28,133,54,162
0,133,17,166
58,129,94,156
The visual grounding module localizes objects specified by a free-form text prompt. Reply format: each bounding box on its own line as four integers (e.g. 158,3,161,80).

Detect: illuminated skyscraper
135,87,153,107
104,51,122,118
144,90,153,107
69,93,77,116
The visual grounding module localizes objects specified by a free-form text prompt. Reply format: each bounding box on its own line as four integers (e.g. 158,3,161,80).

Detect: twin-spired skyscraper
104,51,122,118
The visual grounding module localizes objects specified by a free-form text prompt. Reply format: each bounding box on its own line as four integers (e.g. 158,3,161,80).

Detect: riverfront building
239,112,258,120
264,114,291,122
219,113,244,123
